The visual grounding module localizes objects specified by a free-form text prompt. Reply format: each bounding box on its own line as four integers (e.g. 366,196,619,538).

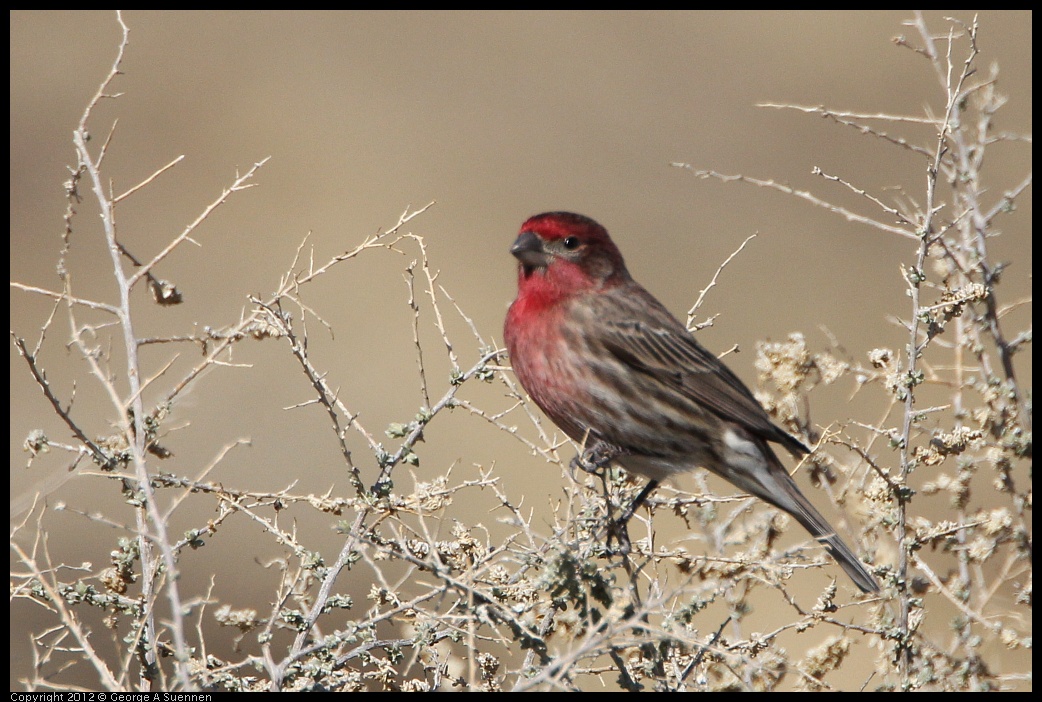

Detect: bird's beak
510,230,550,269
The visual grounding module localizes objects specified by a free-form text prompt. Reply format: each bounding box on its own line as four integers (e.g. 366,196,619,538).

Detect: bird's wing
596,298,808,456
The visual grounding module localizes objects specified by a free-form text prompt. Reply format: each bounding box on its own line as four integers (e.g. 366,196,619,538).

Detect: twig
671,164,918,240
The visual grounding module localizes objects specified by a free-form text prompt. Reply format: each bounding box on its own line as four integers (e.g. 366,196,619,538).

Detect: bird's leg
569,439,660,556
619,479,659,527
569,439,629,549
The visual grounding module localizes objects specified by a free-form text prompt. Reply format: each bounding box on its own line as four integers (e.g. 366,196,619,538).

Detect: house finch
504,212,880,593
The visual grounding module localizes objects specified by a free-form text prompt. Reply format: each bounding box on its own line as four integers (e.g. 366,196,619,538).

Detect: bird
503,211,880,593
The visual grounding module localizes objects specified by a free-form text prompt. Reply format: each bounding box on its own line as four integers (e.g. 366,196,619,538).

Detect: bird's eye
562,236,581,250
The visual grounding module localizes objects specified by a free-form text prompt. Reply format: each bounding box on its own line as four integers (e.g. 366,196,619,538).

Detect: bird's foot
606,517,634,556
570,441,620,476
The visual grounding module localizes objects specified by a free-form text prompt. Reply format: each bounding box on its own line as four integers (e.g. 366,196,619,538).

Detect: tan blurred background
10,11,1031,690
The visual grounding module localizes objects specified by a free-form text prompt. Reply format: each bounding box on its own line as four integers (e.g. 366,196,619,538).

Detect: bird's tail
722,443,881,594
